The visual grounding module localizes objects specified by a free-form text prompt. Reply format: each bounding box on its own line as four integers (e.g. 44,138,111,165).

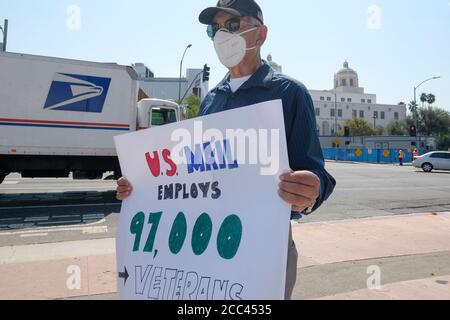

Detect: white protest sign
114,99,291,300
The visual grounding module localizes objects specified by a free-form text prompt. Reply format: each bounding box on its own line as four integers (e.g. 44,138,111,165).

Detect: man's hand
116,177,133,201
278,171,320,212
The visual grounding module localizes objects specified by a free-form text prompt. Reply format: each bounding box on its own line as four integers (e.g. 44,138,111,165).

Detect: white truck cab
137,98,186,130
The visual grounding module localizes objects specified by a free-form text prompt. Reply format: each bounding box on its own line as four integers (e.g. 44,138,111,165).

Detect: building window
327,97,331,101
338,109,343,118
361,99,366,103
394,112,399,121
368,99,372,104
320,96,325,101
347,98,352,103
330,109,336,117
315,108,320,116
360,110,364,118
374,111,378,119
342,79,347,86
350,79,354,86
352,110,357,118
381,112,385,120
341,98,345,102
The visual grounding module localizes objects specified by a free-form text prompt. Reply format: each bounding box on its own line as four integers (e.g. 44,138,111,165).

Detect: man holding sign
117,0,335,300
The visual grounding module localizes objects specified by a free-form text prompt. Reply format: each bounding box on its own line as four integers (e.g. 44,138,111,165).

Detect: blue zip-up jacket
200,61,336,214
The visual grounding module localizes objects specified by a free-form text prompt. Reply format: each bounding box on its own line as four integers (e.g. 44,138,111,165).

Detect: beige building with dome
309,61,407,136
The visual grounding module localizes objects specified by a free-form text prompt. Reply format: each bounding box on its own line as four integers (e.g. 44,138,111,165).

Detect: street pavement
301,161,450,223
0,163,449,300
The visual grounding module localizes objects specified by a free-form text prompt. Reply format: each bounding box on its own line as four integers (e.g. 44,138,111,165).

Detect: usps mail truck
0,52,185,184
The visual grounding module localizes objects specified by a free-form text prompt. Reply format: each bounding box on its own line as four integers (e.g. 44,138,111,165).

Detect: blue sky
1,0,450,110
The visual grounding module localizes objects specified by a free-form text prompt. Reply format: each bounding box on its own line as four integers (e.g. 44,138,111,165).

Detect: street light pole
324,89,338,136
334,91,338,161
0,19,8,52
334,91,338,137
178,44,192,104
413,76,441,147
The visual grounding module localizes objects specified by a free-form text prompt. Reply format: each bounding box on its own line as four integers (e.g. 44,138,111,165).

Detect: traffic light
409,125,417,137
202,64,210,82
344,127,350,137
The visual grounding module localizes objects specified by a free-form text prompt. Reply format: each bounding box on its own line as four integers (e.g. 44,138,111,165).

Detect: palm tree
420,93,428,108
426,93,436,106
408,100,418,114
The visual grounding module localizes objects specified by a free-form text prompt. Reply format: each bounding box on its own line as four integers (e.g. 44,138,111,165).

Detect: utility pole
413,76,441,150
178,44,192,104
333,91,338,161
0,19,8,52
334,91,338,137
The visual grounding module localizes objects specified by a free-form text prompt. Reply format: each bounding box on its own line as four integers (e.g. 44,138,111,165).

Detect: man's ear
256,25,268,46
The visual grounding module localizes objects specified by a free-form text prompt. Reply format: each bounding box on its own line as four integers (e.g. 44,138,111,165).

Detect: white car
413,151,450,172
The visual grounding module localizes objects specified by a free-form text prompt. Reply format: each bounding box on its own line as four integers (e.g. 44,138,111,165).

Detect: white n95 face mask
213,27,258,68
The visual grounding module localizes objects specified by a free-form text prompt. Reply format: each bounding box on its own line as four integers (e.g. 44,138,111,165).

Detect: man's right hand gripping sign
116,0,336,300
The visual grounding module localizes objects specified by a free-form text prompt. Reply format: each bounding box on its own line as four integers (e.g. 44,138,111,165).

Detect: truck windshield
151,109,177,126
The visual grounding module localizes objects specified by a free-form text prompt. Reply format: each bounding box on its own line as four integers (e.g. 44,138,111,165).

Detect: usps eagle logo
44,73,111,113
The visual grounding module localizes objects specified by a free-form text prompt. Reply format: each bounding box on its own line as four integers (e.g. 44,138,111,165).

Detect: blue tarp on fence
322,148,427,163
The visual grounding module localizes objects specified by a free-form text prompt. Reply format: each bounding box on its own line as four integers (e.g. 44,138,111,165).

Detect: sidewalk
318,276,450,300
1,212,449,300
291,212,450,300
292,212,450,267
325,160,413,166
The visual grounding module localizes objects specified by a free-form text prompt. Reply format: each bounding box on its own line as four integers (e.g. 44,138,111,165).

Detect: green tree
405,115,416,128
438,132,450,151
420,93,428,107
184,93,201,119
374,126,384,136
417,106,450,136
344,118,377,136
387,120,407,136
408,100,418,120
426,93,436,106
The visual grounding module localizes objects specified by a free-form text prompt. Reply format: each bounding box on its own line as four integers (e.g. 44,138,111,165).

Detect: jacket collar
214,60,274,93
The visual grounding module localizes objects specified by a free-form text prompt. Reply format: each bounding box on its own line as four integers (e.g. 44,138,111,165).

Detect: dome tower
333,61,364,94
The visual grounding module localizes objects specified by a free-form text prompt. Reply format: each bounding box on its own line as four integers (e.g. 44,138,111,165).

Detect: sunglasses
207,18,258,39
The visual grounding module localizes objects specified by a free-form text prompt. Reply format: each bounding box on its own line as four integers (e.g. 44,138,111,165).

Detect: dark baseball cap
199,0,264,25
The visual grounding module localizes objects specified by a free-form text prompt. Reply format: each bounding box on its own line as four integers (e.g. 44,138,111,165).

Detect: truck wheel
422,163,433,173
0,173,6,184
90,172,103,180
114,170,122,181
